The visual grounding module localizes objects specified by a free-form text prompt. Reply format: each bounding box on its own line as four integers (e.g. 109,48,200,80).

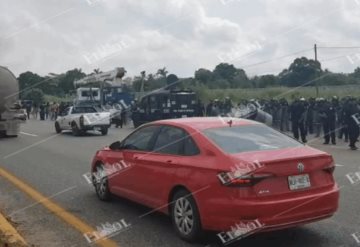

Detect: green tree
23,88,44,104
59,68,86,94
230,69,249,88
213,63,238,81
166,74,179,86
319,72,354,86
194,68,213,85
279,57,322,87
252,75,279,88
18,72,44,98
208,78,230,89
351,67,360,83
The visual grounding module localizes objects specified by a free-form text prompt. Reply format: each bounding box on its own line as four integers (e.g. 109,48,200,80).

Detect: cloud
0,0,360,78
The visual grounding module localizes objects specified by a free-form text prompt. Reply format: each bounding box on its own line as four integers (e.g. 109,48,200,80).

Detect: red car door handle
166,160,173,163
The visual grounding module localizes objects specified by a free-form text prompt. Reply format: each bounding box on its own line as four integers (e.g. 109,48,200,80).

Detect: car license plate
288,174,311,190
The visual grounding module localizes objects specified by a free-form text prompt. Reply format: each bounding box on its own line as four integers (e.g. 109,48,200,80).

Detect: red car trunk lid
228,146,335,197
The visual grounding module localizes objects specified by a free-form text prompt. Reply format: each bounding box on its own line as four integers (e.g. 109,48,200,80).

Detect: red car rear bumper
201,185,339,232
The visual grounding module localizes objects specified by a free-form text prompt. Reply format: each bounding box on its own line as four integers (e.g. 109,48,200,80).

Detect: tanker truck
0,66,26,137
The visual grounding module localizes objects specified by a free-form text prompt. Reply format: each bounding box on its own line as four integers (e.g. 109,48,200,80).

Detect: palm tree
93,68,102,74
156,67,168,78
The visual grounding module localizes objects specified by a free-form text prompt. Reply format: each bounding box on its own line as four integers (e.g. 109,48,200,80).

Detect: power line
231,45,360,75
239,48,313,69
320,52,360,63
318,46,360,49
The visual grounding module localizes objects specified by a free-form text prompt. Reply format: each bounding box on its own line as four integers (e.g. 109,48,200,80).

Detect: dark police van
131,89,199,128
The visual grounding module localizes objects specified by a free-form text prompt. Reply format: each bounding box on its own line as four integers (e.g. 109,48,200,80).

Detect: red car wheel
171,190,202,242
94,164,111,201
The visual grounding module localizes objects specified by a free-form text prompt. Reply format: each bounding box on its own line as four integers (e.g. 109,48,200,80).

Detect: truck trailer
0,66,26,137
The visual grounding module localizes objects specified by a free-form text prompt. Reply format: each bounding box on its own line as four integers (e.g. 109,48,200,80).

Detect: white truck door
60,107,71,129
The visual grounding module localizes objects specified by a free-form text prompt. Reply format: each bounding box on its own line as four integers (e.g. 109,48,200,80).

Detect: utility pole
314,44,319,97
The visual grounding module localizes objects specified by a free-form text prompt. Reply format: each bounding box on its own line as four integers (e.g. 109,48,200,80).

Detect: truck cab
76,88,101,102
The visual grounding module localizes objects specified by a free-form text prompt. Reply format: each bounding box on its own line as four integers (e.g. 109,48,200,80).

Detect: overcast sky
1,0,360,78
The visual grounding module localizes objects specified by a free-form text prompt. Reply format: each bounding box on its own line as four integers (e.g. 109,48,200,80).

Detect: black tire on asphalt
101,127,108,135
171,189,203,242
6,135,18,138
133,121,140,128
94,164,111,201
55,122,62,134
71,122,80,136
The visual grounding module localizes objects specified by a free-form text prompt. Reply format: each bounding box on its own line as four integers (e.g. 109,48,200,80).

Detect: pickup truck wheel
133,121,140,128
71,122,80,136
6,135,18,138
101,127,108,135
55,122,62,134
94,164,111,201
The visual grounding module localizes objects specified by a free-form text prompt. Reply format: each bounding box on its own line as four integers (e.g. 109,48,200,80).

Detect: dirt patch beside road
0,210,27,247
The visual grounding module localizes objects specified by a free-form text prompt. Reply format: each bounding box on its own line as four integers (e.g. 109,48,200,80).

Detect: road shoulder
0,209,27,247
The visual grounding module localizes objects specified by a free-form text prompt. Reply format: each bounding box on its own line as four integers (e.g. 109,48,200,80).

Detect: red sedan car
90,117,339,242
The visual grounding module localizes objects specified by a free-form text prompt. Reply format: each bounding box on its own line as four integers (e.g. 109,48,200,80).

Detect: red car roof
153,117,259,131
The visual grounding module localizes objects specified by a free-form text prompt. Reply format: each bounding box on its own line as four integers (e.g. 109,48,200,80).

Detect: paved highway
0,119,359,247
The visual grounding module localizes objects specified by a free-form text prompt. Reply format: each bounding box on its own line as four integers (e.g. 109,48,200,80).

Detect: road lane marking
0,167,118,247
19,132,38,137
3,134,60,159
9,186,77,217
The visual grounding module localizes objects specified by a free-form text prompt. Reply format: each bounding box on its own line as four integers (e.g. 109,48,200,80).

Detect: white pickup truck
55,106,111,136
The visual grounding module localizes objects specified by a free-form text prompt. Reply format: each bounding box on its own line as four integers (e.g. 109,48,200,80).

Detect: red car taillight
322,156,335,174
218,172,274,187
321,155,335,174
323,165,335,174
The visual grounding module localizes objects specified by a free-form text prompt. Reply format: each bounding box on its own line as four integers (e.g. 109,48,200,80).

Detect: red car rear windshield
203,125,302,154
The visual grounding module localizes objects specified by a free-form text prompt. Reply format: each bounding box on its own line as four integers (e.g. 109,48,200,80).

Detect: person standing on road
32,103,39,120
39,103,45,120
54,103,58,120
45,102,50,120
290,98,307,143
313,98,323,137
25,102,32,120
211,99,220,116
319,98,337,145
271,99,281,130
337,98,349,142
345,98,360,150
306,98,315,135
205,100,213,117
279,98,290,132
196,99,205,117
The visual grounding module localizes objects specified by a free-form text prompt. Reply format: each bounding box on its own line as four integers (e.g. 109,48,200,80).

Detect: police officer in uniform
290,98,307,143
313,98,323,137
306,98,315,135
279,98,290,132
320,98,336,145
345,98,360,150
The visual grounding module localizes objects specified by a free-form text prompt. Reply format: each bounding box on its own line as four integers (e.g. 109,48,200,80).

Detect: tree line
17,57,360,103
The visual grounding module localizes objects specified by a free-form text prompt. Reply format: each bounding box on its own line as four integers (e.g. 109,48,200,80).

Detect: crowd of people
23,102,63,121
21,96,360,150
204,96,360,150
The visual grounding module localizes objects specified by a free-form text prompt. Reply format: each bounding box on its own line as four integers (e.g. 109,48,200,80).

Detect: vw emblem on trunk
297,163,305,173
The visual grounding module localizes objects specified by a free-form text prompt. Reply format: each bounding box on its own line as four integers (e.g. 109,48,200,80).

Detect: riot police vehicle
131,89,199,128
